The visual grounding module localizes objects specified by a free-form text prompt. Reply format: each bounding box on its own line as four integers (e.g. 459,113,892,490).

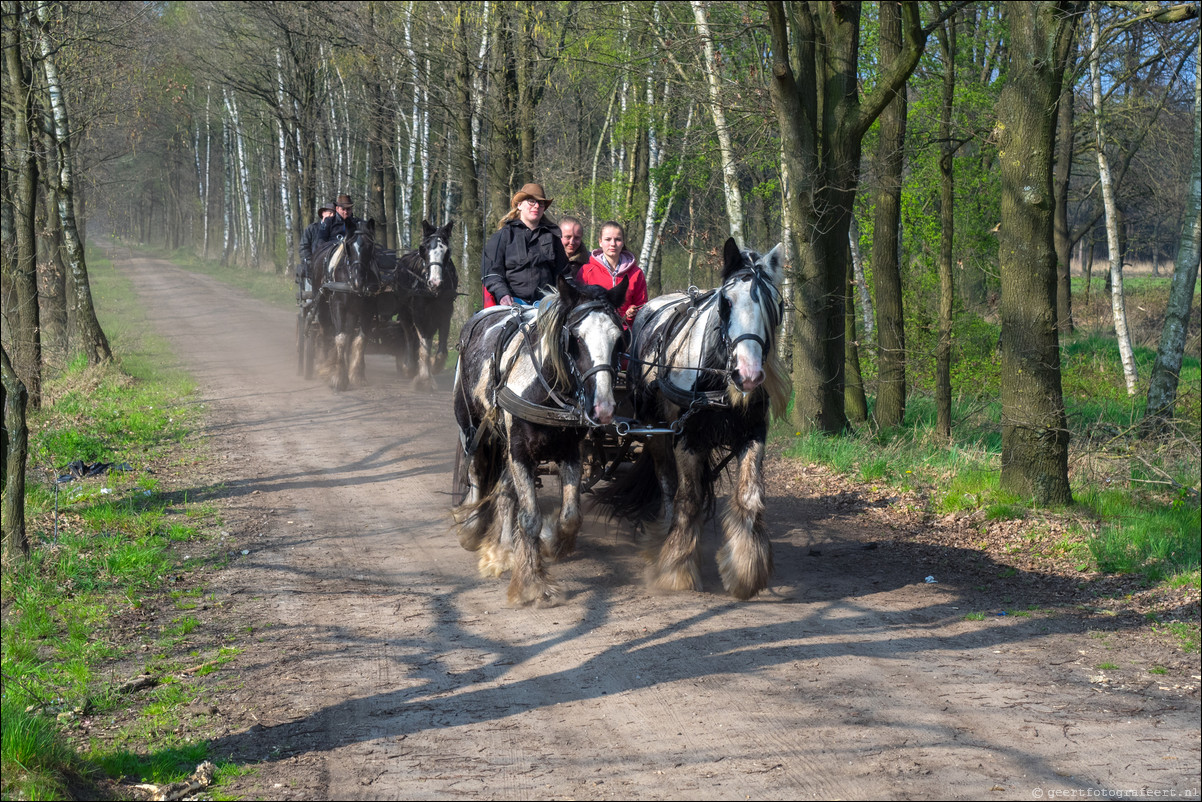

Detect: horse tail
453,426,505,551
595,448,662,523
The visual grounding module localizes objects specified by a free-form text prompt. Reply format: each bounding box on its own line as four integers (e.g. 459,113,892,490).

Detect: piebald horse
313,220,379,392
605,238,788,599
452,276,629,607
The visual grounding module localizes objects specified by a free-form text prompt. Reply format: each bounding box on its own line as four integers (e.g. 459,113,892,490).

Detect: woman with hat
318,193,362,245
481,183,571,307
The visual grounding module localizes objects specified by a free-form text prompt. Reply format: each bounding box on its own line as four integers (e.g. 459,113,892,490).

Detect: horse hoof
717,541,772,600
508,577,564,608
646,560,702,593
477,544,513,577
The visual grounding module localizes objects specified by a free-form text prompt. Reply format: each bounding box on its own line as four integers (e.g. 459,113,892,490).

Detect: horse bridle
641,268,783,409
491,299,624,429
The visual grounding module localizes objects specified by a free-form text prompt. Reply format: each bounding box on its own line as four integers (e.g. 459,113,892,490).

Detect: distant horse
452,276,629,607
313,220,379,392
393,220,458,391
603,238,787,600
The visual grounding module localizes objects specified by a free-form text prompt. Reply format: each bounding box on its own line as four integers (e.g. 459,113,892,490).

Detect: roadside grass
779,276,1201,599
1,245,235,800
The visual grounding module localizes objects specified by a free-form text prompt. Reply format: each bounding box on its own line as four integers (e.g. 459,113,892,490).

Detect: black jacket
300,220,324,264
481,217,570,303
317,212,362,246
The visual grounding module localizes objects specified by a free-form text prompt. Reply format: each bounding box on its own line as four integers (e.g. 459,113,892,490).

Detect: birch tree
34,1,111,364
690,0,744,244
1144,45,1201,430
1089,2,1138,395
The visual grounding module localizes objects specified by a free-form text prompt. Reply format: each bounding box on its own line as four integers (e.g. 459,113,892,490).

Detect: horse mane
535,290,571,391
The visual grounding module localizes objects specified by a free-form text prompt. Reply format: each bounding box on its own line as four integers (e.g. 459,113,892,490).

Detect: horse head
716,237,784,395
419,219,453,293
343,219,377,294
542,275,629,426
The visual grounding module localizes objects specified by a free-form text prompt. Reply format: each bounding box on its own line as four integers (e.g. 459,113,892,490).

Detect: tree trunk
849,217,872,340
1053,35,1077,334
936,16,957,441
845,251,868,425
871,0,909,430
1089,3,1137,395
1,346,29,559
455,8,485,312
767,1,928,433
996,1,1077,506
5,0,43,404
692,0,745,244
34,2,112,364
1144,50,1201,430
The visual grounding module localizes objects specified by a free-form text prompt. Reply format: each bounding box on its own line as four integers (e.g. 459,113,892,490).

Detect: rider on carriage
297,203,335,303
481,183,573,307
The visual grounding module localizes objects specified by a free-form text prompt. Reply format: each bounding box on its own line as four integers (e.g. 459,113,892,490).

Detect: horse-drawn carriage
450,237,787,607
296,219,457,391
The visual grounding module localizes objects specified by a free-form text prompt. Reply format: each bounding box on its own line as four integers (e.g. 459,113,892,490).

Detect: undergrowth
1,245,233,801
781,275,1201,592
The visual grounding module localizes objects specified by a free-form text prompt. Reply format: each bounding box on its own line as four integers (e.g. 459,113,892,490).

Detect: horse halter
419,233,449,291
562,299,624,391
717,268,784,375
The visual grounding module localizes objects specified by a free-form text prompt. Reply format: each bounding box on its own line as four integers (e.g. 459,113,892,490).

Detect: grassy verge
1,246,242,799
778,276,1201,628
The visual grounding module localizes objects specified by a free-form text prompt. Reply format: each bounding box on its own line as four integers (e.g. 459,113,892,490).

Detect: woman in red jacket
577,220,648,327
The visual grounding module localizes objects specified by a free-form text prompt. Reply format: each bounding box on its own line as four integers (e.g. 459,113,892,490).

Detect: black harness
636,268,783,411
493,299,624,428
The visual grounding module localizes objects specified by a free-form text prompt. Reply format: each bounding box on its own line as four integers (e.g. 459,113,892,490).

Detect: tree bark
4,0,43,404
767,1,928,433
1052,38,1077,334
691,0,745,244
936,15,957,441
996,1,1077,506
1,345,29,559
1089,2,1137,395
1143,48,1201,430
34,1,111,365
454,7,485,312
871,0,909,430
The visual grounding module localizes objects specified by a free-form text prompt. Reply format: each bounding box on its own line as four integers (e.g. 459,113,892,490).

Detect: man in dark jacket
317,193,361,245
481,183,571,306
298,203,335,298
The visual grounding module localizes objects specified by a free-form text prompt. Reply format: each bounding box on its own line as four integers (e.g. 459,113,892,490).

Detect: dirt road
119,254,1200,800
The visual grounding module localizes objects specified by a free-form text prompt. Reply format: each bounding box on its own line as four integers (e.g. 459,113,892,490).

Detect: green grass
0,698,85,801
777,276,1200,591
1,243,227,801
1079,489,1201,582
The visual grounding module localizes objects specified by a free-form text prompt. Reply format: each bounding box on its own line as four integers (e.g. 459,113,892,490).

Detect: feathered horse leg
645,446,704,593
505,447,563,608
717,436,772,600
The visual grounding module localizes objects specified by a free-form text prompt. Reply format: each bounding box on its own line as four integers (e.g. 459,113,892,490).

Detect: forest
3,0,1200,528
1,3,1200,796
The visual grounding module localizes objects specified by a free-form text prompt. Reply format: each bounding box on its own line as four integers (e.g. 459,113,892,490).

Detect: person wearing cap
481,182,571,307
298,203,335,298
317,193,362,246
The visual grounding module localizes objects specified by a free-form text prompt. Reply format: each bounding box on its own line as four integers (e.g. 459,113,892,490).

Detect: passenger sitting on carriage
297,203,335,300
317,193,361,246
576,220,648,327
481,183,572,308
559,215,589,271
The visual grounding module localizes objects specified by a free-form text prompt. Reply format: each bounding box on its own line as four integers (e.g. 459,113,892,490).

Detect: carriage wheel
451,445,471,508
303,315,319,380
295,310,306,375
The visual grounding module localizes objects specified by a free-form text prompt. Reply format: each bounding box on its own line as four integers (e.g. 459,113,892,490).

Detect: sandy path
118,254,1200,800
